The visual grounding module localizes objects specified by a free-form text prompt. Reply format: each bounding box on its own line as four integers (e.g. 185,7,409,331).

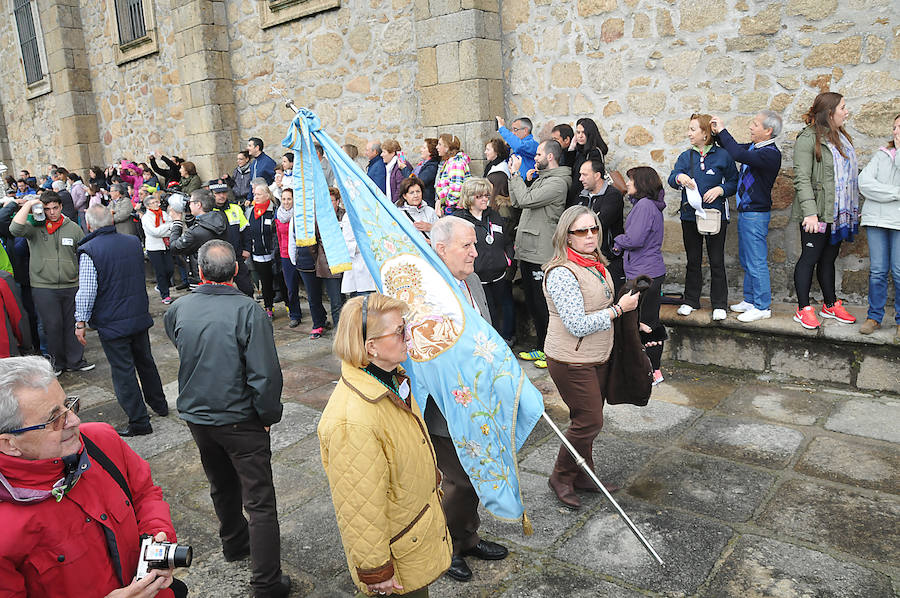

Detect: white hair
0,356,56,434
51,180,66,192
430,215,475,246
759,110,783,138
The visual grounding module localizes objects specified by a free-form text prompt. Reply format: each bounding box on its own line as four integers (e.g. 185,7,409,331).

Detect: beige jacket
318,363,451,594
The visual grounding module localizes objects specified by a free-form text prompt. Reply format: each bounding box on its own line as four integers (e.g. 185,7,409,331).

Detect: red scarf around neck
567,246,607,277
46,217,65,235
253,200,270,220
149,208,163,227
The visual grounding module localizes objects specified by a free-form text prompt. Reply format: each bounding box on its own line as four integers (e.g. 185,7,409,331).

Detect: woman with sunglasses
668,113,738,321
318,294,451,597
542,206,639,510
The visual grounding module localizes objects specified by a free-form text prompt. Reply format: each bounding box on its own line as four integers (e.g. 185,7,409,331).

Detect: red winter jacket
0,423,177,598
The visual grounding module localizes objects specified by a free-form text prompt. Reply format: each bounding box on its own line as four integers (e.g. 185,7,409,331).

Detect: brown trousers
431,434,480,555
547,358,608,488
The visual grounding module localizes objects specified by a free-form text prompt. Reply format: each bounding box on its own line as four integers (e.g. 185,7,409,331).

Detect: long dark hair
889,113,900,150
803,92,853,162
576,117,608,156
626,166,663,201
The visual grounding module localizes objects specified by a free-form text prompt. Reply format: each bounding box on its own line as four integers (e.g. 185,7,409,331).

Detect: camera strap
83,434,134,505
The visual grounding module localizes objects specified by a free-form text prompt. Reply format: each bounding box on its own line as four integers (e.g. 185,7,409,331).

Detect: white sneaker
730,300,753,313
712,309,727,321
737,308,772,322
677,304,694,316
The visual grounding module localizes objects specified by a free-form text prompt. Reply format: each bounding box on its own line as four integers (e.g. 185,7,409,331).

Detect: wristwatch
75,323,86,330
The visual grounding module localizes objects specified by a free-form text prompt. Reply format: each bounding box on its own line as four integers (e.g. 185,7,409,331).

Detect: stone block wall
500,0,899,304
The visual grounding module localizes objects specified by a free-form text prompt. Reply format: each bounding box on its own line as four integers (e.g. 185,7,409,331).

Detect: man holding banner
425,216,509,581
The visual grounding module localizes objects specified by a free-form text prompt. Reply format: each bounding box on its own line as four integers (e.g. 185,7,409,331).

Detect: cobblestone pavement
63,293,900,597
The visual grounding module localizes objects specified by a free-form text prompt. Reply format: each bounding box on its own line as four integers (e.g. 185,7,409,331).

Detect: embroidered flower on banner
472,331,498,363
480,424,490,436
453,386,473,407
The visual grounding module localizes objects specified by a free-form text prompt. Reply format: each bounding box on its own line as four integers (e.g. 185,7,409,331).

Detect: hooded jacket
612,191,667,279
859,147,900,230
318,363,451,594
0,422,177,598
509,165,571,265
168,210,228,256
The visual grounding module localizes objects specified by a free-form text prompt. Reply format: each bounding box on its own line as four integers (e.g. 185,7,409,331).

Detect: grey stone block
701,534,894,598
825,397,900,443
671,332,766,371
769,345,852,383
758,479,900,564
717,383,838,426
628,450,776,522
602,400,703,442
795,435,900,494
857,354,900,392
121,415,193,460
498,567,646,597
270,402,321,451
678,415,804,468
414,9,500,48
555,498,733,594
519,432,660,483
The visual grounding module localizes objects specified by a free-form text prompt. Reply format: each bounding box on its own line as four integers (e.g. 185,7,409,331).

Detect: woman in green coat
791,92,859,330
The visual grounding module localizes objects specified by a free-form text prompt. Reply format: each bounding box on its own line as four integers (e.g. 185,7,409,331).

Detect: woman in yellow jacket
318,293,451,596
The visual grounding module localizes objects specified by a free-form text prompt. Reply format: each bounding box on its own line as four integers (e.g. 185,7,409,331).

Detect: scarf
483,156,506,178
46,217,65,235
567,246,607,278
384,155,399,204
826,135,859,245
253,199,270,220
149,208,163,227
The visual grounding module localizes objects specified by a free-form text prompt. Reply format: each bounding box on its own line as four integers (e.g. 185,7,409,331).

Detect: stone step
660,301,900,393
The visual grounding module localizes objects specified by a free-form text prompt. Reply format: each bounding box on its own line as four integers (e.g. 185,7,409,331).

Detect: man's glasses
4,396,80,435
568,226,600,237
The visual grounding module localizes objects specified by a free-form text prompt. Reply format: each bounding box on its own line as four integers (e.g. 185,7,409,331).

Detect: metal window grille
115,0,147,45
13,0,43,85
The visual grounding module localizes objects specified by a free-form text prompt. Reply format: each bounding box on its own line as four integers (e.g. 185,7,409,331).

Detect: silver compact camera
135,535,193,579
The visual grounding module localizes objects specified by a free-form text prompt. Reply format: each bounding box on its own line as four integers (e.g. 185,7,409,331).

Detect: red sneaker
820,300,856,324
793,306,820,329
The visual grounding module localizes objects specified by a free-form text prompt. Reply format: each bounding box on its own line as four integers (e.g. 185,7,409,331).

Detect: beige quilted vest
543,261,615,364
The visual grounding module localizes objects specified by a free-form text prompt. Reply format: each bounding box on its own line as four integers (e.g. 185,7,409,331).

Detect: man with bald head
426,216,509,582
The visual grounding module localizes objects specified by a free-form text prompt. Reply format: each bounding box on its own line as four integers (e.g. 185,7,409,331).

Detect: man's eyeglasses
4,396,80,435
568,226,600,237
369,320,409,342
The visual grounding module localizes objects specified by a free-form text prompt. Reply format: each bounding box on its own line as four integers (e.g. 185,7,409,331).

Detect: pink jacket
435,152,471,214
119,161,144,207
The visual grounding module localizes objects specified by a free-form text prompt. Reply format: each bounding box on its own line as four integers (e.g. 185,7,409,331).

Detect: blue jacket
78,226,152,341
499,127,538,178
416,158,440,207
715,129,781,212
668,145,738,222
248,152,277,201
367,156,387,193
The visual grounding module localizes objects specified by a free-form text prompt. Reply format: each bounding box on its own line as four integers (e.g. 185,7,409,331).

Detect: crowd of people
0,90,898,597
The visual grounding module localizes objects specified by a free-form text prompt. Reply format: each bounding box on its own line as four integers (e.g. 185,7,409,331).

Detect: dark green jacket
9,217,84,288
792,125,838,223
164,284,284,426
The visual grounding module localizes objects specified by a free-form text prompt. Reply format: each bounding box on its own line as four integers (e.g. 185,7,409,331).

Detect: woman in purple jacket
612,166,667,385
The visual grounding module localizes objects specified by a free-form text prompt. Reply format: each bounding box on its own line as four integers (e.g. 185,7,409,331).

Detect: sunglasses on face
369,320,409,342
567,226,600,237
5,396,80,435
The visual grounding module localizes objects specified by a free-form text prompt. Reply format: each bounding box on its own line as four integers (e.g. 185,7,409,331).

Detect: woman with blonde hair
791,92,860,329
435,134,471,215
668,113,738,321
319,294,452,596
452,177,516,344
543,205,639,509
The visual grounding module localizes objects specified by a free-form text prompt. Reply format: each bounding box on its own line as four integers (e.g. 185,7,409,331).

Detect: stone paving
60,291,900,597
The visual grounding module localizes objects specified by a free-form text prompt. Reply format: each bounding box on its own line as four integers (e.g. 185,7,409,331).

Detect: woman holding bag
668,113,738,321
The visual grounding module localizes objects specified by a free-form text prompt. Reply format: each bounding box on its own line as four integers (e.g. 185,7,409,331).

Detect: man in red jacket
0,356,184,598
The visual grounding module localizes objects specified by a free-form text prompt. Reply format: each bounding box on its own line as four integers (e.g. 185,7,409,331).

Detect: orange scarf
567,247,607,278
46,217,65,235
149,208,163,227
253,200,270,220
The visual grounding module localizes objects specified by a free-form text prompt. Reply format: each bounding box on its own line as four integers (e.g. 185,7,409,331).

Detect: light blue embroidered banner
285,108,544,525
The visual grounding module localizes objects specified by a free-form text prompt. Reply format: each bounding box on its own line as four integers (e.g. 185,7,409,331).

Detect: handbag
690,152,721,236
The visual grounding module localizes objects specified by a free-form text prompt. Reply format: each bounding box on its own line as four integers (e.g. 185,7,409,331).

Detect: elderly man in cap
0,356,185,598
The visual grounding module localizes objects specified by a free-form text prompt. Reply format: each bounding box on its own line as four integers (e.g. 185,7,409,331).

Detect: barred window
13,0,42,85
115,0,147,45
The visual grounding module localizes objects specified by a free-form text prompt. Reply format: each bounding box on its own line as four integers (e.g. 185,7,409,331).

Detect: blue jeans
865,226,900,324
737,211,771,310
280,257,303,322
297,271,345,329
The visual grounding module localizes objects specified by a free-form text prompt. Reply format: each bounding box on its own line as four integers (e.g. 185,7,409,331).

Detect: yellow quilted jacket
318,363,452,594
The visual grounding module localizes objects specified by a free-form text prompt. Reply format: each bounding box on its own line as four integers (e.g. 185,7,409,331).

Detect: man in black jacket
577,156,625,293
168,189,228,257
164,240,290,598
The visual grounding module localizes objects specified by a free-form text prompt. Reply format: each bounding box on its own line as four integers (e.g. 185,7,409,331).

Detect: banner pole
541,411,664,565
